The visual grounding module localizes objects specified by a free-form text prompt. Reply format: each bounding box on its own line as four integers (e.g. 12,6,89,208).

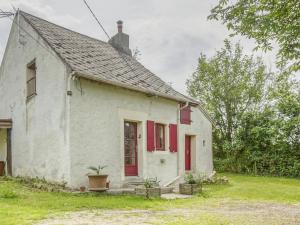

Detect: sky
0,0,276,94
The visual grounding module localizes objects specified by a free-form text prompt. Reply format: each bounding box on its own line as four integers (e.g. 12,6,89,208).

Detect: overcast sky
0,0,276,94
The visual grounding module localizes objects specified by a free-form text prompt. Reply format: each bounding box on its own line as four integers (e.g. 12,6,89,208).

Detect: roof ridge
19,10,109,46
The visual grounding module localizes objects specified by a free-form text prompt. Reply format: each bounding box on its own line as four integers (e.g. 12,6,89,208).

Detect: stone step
123,182,144,188
106,186,173,196
106,188,135,195
166,176,185,193
123,177,144,188
123,185,173,194
161,187,174,194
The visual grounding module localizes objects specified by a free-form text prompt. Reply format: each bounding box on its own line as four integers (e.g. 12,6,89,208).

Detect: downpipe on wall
176,101,189,178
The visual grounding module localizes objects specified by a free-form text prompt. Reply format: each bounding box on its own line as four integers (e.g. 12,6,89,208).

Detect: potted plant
79,186,86,192
0,161,5,176
179,173,202,195
87,165,108,191
135,178,161,199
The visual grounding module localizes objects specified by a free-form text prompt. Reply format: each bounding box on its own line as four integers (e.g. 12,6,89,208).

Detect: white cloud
0,0,277,94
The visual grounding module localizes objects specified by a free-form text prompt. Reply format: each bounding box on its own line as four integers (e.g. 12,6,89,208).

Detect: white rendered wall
0,15,71,183
178,107,213,176
69,78,213,188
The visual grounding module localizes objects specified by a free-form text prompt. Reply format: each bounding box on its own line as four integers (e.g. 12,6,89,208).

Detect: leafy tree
188,44,300,176
234,73,300,176
208,0,300,72
186,40,270,160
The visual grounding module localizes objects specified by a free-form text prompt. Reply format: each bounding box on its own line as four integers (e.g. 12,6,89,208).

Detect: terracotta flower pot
79,186,86,192
87,175,108,190
0,161,5,176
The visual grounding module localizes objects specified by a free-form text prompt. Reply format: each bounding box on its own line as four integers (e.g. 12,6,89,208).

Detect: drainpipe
180,102,189,110
176,101,189,177
65,70,76,185
17,10,19,43
176,104,180,177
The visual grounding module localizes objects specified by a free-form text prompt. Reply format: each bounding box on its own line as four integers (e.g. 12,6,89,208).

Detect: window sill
180,121,192,125
152,150,169,155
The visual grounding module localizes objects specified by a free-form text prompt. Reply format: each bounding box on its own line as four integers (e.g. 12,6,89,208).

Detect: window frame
180,104,192,125
155,123,165,151
26,59,37,100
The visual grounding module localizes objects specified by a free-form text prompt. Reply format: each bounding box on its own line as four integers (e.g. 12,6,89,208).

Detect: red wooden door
124,121,138,176
185,135,191,171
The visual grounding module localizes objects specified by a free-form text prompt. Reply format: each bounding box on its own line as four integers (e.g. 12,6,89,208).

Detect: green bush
7,176,70,192
214,107,300,177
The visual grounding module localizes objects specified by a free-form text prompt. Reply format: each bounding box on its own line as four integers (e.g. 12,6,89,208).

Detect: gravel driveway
36,201,300,225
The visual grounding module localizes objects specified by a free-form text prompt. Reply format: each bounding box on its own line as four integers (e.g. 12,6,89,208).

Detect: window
155,123,165,150
180,104,192,124
26,60,36,99
147,121,169,152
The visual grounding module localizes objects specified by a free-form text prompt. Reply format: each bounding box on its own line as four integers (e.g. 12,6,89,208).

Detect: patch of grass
0,173,299,225
205,173,300,203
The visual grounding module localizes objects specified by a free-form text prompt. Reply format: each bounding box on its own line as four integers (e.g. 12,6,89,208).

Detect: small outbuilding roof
19,11,196,104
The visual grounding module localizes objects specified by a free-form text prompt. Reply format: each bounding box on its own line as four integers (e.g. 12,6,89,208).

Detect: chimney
117,20,123,33
108,20,132,56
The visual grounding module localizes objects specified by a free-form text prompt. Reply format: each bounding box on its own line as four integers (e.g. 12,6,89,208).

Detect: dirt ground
36,201,300,225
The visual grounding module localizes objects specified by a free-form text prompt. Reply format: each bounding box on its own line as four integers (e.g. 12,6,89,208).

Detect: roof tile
20,11,194,103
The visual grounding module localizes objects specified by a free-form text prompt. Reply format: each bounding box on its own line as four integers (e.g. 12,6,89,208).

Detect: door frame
0,119,12,176
185,135,191,171
124,121,138,176
6,128,12,176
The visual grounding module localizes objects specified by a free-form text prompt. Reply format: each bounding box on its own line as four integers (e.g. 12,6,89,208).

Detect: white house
0,11,213,188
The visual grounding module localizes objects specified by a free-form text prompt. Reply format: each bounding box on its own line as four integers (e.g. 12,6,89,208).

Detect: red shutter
147,120,155,151
180,106,192,124
169,124,177,152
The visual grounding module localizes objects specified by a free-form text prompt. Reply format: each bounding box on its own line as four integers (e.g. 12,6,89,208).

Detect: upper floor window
155,123,165,150
26,59,36,99
180,104,192,125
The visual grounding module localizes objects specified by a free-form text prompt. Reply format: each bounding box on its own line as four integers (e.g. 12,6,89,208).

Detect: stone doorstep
161,187,174,194
106,188,135,195
105,186,174,195
123,182,145,188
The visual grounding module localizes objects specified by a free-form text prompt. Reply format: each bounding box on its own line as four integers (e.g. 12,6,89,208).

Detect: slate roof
20,11,196,103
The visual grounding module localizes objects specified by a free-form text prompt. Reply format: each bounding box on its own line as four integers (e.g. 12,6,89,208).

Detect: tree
186,40,270,161
269,72,300,159
208,0,300,72
234,73,300,176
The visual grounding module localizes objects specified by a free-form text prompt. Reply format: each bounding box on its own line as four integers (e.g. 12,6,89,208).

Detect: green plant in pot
179,173,202,195
87,165,108,191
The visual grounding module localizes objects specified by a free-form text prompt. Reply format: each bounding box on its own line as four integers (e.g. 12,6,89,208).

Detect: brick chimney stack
117,20,123,33
108,20,132,56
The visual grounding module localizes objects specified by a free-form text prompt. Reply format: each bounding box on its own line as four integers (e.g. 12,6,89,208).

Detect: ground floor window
155,123,165,150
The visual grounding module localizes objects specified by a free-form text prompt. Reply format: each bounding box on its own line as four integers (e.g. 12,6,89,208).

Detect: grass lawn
0,173,300,225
